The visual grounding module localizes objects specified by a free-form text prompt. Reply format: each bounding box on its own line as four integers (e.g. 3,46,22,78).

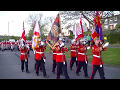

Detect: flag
91,26,97,42
20,22,26,47
46,13,61,43
73,23,76,35
91,11,103,42
94,11,104,41
75,18,84,40
83,22,88,32
32,19,41,51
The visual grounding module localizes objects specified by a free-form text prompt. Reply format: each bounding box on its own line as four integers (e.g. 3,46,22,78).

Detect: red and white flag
91,26,97,39
75,18,84,40
20,22,26,47
32,19,41,51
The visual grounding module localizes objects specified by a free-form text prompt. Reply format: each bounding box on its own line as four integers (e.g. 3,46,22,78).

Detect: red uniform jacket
52,50,56,61
70,44,77,57
91,44,106,65
35,45,46,60
20,47,28,60
77,45,88,62
55,45,68,62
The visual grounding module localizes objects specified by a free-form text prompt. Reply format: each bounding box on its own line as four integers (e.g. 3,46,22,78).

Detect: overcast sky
0,11,119,37
0,11,59,36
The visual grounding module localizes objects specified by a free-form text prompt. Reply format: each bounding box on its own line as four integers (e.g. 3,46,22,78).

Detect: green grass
65,48,120,67
102,48,120,66
45,46,51,53
45,46,120,67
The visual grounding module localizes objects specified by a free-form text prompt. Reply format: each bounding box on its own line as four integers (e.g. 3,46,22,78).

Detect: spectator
87,34,91,46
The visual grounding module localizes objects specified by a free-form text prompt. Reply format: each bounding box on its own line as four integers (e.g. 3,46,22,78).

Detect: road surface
0,48,120,79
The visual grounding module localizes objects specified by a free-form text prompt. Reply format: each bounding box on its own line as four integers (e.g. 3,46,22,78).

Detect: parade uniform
90,44,106,79
55,45,70,79
1,42,3,51
52,48,57,73
34,45,47,77
0,42,1,50
20,46,29,72
3,42,5,51
76,44,88,77
70,44,77,70
17,41,20,51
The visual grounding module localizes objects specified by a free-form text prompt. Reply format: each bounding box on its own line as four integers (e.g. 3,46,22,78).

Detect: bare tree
60,11,116,26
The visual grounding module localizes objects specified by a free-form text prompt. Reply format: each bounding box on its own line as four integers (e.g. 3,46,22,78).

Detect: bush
107,31,120,44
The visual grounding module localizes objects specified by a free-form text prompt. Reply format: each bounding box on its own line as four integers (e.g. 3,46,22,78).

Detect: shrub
107,31,120,44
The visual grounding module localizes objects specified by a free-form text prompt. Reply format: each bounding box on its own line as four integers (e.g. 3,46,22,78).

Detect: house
102,14,120,30
89,14,120,31
59,28,70,37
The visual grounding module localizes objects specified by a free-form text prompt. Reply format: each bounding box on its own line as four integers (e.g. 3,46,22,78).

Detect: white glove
25,59,27,62
60,43,64,47
34,51,35,54
100,65,102,67
103,42,109,48
87,46,90,50
63,61,65,65
76,58,77,61
85,61,87,64
43,59,46,62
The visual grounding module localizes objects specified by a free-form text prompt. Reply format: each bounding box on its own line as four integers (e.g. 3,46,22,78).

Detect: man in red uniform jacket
34,41,48,78
90,38,107,79
54,39,70,79
76,38,89,78
20,45,29,73
70,39,77,70
52,45,57,73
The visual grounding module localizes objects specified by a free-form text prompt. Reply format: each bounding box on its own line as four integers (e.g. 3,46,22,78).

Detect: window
114,16,117,21
104,25,108,29
109,18,113,24
104,19,108,24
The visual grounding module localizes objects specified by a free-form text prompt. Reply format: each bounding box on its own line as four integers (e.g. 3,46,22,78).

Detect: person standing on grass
87,34,91,46
90,38,107,79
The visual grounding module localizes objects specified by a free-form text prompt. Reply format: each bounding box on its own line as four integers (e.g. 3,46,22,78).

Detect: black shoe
22,70,24,72
65,76,70,79
26,70,30,73
76,73,80,76
52,71,55,74
40,69,43,72
56,76,60,79
85,76,90,79
36,73,39,76
44,75,49,78
60,72,63,76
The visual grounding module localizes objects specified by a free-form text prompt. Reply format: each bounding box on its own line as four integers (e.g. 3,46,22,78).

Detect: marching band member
90,37,108,79
34,38,48,78
70,39,77,70
52,44,57,73
76,38,89,78
19,44,30,73
54,38,70,79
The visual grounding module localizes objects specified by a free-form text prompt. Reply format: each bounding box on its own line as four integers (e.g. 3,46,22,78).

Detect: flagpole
8,21,10,40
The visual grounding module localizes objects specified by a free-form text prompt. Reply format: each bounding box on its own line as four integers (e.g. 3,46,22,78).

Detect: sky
0,11,59,36
0,11,119,37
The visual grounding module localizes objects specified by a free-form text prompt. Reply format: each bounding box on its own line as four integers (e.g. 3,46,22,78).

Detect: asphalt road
0,48,120,79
